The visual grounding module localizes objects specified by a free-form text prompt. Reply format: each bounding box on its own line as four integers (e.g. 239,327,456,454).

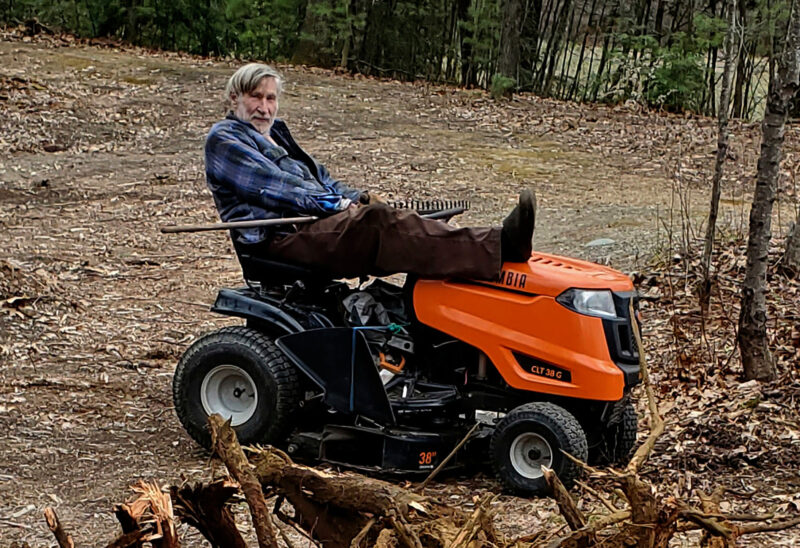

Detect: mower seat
232,239,331,287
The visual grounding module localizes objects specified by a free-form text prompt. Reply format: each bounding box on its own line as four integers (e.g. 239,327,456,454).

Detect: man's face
232,77,279,135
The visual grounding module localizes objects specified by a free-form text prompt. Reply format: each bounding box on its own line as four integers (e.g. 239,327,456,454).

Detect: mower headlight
556,289,618,319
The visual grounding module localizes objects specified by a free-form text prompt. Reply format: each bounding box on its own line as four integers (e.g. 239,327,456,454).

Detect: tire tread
173,326,299,448
490,401,588,495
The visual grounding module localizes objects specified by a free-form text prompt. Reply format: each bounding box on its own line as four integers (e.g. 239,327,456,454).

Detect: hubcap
509,432,553,479
201,365,258,426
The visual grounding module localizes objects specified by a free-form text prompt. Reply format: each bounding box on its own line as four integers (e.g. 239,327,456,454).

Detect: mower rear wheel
590,401,638,465
172,326,300,449
490,402,588,496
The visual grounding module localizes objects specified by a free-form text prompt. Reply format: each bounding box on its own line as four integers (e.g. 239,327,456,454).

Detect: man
205,63,535,280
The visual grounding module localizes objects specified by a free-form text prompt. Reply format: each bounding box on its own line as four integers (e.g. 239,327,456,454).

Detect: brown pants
262,204,502,280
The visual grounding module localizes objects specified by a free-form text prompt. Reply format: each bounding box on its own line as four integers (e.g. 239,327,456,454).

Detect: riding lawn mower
170,202,641,496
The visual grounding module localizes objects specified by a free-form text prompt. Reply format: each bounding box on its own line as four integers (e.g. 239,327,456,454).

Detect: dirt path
1,35,797,546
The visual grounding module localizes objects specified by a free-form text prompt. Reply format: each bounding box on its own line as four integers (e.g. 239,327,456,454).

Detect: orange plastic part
413,252,635,402
379,352,406,373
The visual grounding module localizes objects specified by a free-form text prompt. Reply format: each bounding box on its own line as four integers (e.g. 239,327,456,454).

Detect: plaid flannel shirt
205,115,363,243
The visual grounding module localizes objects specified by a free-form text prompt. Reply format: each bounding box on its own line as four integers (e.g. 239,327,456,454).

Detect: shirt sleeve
205,127,351,215
317,162,365,203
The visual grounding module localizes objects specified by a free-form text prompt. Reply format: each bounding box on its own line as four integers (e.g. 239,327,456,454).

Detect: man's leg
266,204,503,279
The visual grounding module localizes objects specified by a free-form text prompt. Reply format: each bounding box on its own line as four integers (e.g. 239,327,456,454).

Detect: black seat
232,238,331,287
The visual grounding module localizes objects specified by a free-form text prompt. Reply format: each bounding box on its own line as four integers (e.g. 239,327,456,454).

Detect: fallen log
204,416,496,547
250,446,430,518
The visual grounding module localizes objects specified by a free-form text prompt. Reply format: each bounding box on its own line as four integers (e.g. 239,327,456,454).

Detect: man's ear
229,92,238,107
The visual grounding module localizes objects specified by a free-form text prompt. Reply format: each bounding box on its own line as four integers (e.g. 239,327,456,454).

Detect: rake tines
388,199,471,214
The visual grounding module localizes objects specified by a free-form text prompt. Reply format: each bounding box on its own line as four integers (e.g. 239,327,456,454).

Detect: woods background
1,0,795,119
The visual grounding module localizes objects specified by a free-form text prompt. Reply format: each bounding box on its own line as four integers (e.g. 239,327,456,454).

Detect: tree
497,0,522,82
738,0,800,381
701,0,738,305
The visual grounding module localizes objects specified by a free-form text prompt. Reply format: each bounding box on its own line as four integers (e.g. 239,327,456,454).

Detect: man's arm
316,163,365,204
206,128,352,215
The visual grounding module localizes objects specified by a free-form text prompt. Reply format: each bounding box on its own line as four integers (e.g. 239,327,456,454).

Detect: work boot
501,189,536,262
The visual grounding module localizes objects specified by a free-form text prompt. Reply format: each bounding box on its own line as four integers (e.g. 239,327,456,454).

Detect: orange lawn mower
166,202,640,495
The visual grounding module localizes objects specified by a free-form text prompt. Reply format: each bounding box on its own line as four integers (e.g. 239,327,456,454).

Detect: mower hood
488,252,634,297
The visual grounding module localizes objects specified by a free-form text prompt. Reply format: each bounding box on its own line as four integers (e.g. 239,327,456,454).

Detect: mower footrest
320,424,462,473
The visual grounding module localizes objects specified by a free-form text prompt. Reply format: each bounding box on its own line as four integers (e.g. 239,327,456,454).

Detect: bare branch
209,414,280,548
44,508,75,548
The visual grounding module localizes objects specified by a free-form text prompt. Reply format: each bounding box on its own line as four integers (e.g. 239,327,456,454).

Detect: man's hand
366,191,387,205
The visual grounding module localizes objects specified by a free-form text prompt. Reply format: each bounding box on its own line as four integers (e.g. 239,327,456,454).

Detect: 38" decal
418,451,437,466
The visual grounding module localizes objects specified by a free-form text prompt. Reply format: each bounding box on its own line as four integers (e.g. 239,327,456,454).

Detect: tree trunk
199,0,212,57
542,0,572,96
339,0,356,68
555,0,582,98
457,0,474,85
590,0,619,101
654,0,666,44
532,0,554,71
731,0,747,117
568,0,598,100
738,1,800,381
124,0,138,43
741,40,759,117
498,0,524,81
702,0,720,115
700,0,737,305
581,0,608,101
519,0,543,89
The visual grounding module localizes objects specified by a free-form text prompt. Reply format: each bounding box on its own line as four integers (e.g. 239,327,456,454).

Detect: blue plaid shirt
205,115,364,243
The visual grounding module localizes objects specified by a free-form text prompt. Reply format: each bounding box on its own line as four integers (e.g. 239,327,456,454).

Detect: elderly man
205,63,535,280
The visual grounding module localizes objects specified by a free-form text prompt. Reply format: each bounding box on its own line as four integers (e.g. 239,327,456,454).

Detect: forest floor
1,30,798,546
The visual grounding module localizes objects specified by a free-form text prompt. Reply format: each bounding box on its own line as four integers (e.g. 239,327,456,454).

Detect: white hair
224,63,284,103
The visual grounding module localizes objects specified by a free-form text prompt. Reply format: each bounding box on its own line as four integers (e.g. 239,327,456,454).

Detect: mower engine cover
413,252,640,402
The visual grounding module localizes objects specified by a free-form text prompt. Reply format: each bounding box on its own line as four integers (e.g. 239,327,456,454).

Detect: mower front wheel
490,402,588,496
172,326,300,449
590,401,638,465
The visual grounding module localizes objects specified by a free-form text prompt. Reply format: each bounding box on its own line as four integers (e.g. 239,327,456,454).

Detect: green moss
59,55,94,70
463,138,597,180
122,76,156,86
741,396,761,409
